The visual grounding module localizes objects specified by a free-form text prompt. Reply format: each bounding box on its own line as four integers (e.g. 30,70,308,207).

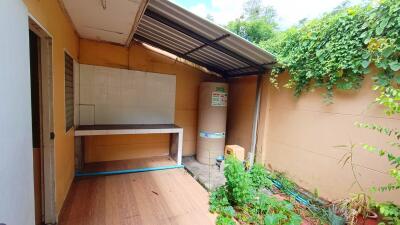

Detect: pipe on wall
249,74,263,166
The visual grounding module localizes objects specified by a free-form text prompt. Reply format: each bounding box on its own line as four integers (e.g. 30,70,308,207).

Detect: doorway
30,29,42,225
29,17,56,224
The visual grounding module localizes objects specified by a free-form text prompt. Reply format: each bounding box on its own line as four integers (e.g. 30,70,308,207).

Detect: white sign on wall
79,64,176,125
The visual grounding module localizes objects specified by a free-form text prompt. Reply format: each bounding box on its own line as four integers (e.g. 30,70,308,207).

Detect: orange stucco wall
23,0,79,215
226,76,257,154
257,71,400,203
79,39,221,162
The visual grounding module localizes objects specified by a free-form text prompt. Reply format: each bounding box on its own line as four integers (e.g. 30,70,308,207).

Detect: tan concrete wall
257,71,400,203
23,0,80,215
226,76,257,155
79,39,221,162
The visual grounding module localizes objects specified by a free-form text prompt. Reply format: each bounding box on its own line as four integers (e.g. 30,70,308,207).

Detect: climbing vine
261,0,400,102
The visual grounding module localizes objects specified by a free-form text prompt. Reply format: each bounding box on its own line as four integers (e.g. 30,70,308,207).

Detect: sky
170,0,361,28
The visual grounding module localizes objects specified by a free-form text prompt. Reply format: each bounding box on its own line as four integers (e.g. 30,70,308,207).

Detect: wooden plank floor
59,157,216,225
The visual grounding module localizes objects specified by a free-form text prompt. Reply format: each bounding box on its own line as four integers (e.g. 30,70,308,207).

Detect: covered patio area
7,0,273,224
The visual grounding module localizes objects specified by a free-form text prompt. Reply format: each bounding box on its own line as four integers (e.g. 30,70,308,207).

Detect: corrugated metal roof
133,0,276,78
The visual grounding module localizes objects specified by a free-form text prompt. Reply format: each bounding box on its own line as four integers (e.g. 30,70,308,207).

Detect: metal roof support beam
183,34,230,56
144,9,266,73
226,71,266,78
224,63,272,74
134,34,226,76
224,65,256,74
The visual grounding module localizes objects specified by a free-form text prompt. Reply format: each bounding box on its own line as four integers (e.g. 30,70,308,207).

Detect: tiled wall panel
79,64,176,125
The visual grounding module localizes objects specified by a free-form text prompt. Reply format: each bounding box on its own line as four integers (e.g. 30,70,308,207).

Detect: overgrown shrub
262,0,400,102
210,186,231,213
249,163,273,190
257,194,302,225
215,206,236,225
216,215,236,225
373,202,400,225
224,156,254,206
210,156,302,225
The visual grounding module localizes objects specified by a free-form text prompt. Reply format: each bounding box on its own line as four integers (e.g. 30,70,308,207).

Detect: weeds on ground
209,156,302,225
224,155,254,206
249,163,273,191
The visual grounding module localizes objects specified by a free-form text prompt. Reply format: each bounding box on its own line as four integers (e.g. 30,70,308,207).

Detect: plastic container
196,82,228,165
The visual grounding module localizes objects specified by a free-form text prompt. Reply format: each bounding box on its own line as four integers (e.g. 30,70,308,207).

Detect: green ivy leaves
264,0,400,102
389,61,400,71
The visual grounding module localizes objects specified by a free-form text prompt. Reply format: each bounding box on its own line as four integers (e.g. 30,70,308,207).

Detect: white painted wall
79,64,176,125
0,1,35,225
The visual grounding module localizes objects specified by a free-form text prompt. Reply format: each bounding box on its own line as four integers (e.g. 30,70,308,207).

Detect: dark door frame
29,15,56,224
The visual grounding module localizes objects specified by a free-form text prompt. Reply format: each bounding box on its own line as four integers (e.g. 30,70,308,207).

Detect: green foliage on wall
261,0,400,102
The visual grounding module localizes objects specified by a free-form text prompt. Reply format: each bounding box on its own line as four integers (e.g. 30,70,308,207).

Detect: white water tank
196,82,228,165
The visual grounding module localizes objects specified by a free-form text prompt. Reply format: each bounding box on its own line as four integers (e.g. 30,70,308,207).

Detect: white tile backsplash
79,64,94,85
78,64,176,125
79,105,95,125
79,84,95,104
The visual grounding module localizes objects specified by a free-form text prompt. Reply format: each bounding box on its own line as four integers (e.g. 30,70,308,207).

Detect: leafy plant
335,84,400,224
374,85,400,116
224,155,254,206
373,202,400,225
210,187,236,225
255,194,302,225
249,163,274,190
210,187,237,225
356,120,400,193
210,186,231,213
359,86,399,188
216,214,236,225
355,85,400,225
235,194,302,225
262,0,400,102
210,156,302,225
